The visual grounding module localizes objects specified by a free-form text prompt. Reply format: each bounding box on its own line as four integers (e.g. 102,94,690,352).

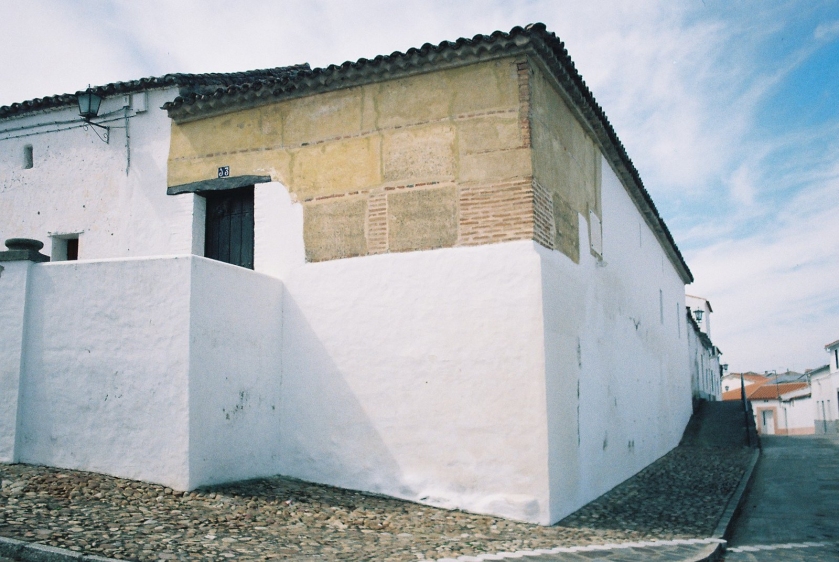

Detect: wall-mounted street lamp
693,309,704,322
77,86,109,143
77,88,102,120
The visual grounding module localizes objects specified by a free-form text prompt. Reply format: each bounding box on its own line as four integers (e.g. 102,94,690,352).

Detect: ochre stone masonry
168,56,602,262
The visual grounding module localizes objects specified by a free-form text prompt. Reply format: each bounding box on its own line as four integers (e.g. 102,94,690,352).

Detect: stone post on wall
0,239,49,462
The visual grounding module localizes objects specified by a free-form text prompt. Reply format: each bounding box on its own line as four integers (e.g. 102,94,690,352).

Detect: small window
23,145,33,169
51,234,80,261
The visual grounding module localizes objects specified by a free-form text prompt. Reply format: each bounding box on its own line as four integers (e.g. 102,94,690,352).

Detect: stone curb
712,448,760,541
0,536,122,562
432,538,728,561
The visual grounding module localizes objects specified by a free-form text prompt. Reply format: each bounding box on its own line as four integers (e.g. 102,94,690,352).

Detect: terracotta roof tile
748,382,809,401
0,64,310,119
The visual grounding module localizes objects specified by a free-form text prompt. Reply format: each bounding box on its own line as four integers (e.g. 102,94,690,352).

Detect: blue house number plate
218,166,230,178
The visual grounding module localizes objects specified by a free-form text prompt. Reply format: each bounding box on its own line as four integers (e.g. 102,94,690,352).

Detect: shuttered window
204,186,254,269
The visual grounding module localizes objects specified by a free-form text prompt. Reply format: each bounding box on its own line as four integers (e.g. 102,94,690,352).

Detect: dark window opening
204,186,254,269
23,145,33,169
66,238,78,260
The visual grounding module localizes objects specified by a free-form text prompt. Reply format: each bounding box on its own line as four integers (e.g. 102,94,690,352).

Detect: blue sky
2,0,837,372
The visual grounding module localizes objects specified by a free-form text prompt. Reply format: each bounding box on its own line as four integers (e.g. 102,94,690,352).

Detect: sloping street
724,435,839,561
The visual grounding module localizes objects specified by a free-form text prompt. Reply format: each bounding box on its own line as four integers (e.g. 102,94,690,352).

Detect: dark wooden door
204,186,254,269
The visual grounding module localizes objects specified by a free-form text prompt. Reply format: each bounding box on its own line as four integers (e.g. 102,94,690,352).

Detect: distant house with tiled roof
723,376,813,435
1,24,700,525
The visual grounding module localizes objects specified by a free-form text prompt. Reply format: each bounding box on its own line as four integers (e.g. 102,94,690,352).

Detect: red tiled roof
722,381,809,401
749,382,809,401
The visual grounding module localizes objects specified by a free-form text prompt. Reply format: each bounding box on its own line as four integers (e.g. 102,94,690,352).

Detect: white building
1,24,697,525
685,296,722,402
813,339,839,434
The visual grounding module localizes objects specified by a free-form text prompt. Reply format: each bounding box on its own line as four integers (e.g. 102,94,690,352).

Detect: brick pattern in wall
366,191,388,254
458,181,534,246
532,179,555,250
517,60,532,149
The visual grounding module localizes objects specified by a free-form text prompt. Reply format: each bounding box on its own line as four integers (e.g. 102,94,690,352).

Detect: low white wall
188,257,284,488
0,261,31,462
254,182,305,280
541,158,692,522
17,257,194,488
280,241,552,523
9,255,284,490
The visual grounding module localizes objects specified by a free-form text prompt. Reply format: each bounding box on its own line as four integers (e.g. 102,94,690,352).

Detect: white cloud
728,164,756,207
688,176,839,372
814,19,839,41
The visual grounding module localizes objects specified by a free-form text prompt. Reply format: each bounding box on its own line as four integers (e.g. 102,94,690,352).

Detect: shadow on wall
278,291,406,498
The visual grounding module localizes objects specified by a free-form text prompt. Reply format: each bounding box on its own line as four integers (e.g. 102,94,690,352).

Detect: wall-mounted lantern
77,88,103,120
693,309,704,322
76,86,109,143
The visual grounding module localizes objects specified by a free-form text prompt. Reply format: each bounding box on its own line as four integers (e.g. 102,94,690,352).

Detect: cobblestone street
0,445,752,561
722,434,839,562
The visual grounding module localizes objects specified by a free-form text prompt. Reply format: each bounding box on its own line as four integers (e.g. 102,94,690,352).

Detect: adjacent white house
813,339,839,434
685,296,722,402
1,24,700,525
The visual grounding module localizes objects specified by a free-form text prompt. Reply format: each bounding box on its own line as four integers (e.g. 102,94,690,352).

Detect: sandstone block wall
168,56,603,263
529,62,602,263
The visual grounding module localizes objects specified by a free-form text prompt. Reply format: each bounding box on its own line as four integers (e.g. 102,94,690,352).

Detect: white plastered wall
0,89,196,259
0,261,32,462
541,157,692,522
188,257,284,488
16,257,193,488
253,181,305,279
280,241,553,523
10,255,284,490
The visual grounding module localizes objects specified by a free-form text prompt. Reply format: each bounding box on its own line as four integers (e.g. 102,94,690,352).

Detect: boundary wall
0,255,283,490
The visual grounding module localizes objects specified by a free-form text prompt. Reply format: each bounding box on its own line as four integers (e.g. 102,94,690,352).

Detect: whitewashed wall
0,260,32,462
687,318,721,402
541,158,692,522
753,394,814,436
188,257,284,488
812,369,839,433
16,256,194,488
280,241,552,524
9,255,283,490
0,89,196,258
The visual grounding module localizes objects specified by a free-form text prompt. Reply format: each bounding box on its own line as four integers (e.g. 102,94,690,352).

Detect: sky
2,0,837,373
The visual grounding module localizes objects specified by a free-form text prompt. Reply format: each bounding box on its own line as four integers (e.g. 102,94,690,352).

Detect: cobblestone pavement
722,434,839,562
0,445,752,561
